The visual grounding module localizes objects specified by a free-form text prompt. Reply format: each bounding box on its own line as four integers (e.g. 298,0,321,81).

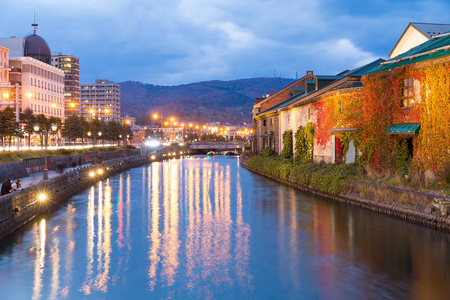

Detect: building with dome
24,33,52,64
0,24,65,121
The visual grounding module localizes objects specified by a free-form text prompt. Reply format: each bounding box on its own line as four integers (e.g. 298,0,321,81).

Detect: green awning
387,123,421,135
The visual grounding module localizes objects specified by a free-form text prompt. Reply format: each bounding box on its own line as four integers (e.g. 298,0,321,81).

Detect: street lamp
87,130,102,164
34,123,57,180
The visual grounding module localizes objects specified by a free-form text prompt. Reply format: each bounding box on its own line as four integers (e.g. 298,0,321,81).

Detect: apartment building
51,53,80,116
80,79,121,121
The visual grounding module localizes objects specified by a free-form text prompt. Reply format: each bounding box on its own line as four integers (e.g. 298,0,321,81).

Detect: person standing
78,155,82,167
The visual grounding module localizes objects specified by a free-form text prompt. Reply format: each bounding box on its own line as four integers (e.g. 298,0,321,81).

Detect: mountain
119,77,294,125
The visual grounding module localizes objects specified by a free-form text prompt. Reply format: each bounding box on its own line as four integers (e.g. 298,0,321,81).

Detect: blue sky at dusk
1,0,450,85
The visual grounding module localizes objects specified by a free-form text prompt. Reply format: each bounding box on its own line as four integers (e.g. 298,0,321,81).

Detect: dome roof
24,34,51,64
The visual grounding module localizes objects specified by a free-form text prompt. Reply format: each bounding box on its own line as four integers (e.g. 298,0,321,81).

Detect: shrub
294,122,314,162
280,130,293,159
261,147,276,157
248,155,360,195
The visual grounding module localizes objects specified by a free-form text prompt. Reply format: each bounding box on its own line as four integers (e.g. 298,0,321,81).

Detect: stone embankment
0,152,173,239
241,159,450,232
0,162,28,182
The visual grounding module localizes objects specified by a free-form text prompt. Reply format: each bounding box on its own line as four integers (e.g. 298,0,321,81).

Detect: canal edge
240,160,450,232
0,153,174,240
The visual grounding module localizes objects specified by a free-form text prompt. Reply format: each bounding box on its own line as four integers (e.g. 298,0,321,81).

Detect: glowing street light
87,130,102,164
34,123,58,180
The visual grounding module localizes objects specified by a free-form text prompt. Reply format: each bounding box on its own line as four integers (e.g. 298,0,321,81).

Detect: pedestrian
78,155,82,167
1,179,12,196
11,179,21,191
56,162,65,174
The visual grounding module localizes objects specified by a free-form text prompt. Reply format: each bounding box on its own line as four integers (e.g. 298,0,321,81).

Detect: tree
106,120,122,146
122,124,133,146
62,114,83,147
80,116,89,146
0,107,19,150
35,114,49,149
48,116,62,146
20,107,36,149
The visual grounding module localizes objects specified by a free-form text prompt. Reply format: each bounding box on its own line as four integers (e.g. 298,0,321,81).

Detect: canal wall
0,149,142,182
0,162,28,182
241,160,450,232
0,153,160,239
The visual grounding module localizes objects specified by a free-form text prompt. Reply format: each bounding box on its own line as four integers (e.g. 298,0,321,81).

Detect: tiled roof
411,22,450,38
256,59,384,116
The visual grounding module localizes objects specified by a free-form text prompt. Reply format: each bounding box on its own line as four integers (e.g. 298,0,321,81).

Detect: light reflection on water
1,156,450,299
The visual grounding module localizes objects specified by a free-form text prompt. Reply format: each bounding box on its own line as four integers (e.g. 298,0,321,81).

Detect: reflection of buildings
51,53,80,116
144,159,251,294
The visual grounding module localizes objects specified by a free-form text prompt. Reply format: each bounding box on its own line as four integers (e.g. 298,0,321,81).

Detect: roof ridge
411,22,450,25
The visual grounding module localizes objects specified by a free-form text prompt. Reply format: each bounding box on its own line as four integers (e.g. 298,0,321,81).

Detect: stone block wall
0,162,28,182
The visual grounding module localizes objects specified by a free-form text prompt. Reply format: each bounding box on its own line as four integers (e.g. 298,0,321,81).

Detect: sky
1,0,450,86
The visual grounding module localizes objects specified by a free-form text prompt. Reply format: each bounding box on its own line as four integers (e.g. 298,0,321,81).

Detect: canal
1,156,450,299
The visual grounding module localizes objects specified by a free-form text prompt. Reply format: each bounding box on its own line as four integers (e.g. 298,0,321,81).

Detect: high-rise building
80,79,120,121
51,53,80,116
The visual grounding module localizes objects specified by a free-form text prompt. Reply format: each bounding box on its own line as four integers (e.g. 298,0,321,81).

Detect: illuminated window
402,78,414,108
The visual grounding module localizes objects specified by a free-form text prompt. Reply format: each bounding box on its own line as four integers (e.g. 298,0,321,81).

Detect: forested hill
119,77,294,125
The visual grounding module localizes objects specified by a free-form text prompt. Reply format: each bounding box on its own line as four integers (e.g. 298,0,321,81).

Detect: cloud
1,0,450,85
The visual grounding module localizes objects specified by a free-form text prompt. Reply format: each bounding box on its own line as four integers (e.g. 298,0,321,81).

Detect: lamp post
153,113,162,129
87,130,102,164
34,123,57,180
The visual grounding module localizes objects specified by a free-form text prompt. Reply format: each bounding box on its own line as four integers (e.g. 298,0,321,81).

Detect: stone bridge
188,141,247,153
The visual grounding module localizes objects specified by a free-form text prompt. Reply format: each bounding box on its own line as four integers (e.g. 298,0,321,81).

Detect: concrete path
14,166,84,190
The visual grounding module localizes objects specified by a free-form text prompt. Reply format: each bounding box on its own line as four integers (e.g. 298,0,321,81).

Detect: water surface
1,156,449,299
